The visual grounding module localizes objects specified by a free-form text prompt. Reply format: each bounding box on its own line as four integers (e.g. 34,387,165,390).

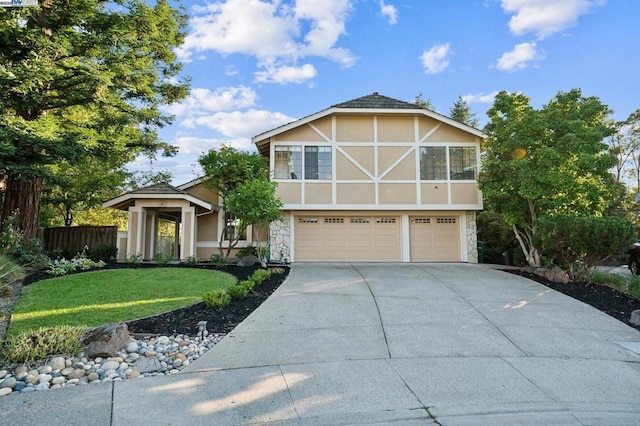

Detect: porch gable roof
102,182,215,211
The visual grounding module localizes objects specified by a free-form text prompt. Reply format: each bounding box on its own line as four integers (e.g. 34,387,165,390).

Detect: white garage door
410,216,461,262
294,215,401,262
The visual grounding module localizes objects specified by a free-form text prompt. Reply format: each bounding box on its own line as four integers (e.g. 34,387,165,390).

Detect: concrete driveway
3,263,640,425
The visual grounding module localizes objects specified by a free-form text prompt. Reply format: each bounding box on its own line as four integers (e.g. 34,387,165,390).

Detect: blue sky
134,0,640,185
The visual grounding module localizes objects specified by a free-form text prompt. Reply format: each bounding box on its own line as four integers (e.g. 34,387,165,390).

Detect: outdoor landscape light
197,321,207,339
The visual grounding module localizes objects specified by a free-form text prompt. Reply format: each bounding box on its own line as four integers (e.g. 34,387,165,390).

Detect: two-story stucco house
104,92,484,263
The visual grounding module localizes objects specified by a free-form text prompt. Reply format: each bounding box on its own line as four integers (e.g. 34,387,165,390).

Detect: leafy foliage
226,284,250,299
225,179,283,266
202,289,231,309
0,0,189,238
480,89,619,267
476,210,521,265
537,214,636,281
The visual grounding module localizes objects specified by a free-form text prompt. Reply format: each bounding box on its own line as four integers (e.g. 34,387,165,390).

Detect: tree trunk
0,174,43,241
65,204,73,227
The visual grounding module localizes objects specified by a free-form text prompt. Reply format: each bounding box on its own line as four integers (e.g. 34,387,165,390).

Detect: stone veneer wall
466,211,478,264
269,218,291,263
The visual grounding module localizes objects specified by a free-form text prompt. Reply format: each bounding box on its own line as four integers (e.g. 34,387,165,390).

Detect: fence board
43,226,117,256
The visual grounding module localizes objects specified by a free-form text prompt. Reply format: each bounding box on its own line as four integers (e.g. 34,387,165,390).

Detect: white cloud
379,0,398,25
420,43,451,74
177,0,355,83
255,63,317,84
173,136,255,155
501,0,605,39
461,91,500,104
181,109,295,139
496,42,543,71
163,86,257,117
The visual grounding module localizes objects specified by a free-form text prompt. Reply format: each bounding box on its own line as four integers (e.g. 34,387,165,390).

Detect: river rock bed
0,333,221,396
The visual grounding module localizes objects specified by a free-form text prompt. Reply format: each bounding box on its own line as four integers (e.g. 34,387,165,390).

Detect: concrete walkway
2,263,640,425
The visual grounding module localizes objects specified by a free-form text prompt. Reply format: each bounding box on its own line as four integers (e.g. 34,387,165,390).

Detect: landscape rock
81,323,132,359
630,309,640,326
0,376,17,389
0,388,12,397
524,266,570,284
47,356,66,371
237,254,259,266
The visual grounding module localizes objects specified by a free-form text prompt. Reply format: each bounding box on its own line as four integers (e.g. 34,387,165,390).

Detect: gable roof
102,182,214,211
252,92,484,154
331,92,418,109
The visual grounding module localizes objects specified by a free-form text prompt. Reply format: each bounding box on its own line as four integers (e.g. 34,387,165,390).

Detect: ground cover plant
8,268,237,337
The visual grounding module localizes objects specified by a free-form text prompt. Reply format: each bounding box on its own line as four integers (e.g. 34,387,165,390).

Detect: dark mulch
506,269,640,330
127,265,289,336
21,263,290,337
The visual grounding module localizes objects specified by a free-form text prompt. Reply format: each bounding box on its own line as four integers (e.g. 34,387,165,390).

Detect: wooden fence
42,226,117,257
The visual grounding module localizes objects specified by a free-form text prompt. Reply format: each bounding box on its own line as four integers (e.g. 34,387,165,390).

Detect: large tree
480,89,618,267
0,0,189,240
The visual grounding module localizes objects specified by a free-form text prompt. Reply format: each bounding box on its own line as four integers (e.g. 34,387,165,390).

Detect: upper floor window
305,146,332,180
419,147,447,180
274,146,302,179
419,146,477,181
449,147,477,180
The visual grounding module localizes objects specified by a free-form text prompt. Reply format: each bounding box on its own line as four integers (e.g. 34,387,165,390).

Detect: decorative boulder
81,323,132,359
534,266,569,284
630,310,640,326
237,254,259,267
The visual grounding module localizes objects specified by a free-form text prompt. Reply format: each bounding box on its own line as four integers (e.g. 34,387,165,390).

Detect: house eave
102,193,216,211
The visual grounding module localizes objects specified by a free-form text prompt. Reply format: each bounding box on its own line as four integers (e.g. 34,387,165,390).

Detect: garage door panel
410,216,460,262
295,215,400,262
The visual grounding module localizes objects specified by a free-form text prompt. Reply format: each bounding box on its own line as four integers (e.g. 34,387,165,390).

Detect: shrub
124,253,142,264
210,253,227,266
47,254,106,276
476,210,521,265
202,289,231,309
250,269,272,285
236,245,257,258
185,256,198,265
538,214,636,281
270,267,285,274
5,325,85,363
238,279,255,292
587,270,627,290
227,284,249,299
154,252,172,265
87,244,118,263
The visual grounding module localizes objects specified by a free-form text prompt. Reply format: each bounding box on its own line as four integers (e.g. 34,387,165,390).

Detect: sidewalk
1,263,639,425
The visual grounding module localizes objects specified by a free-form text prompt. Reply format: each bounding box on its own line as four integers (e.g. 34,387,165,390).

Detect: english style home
104,93,484,263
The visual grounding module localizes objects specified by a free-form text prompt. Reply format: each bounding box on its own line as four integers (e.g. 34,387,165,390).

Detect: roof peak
331,92,418,109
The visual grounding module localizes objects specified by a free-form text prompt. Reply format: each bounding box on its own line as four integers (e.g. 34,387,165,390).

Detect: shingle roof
129,182,186,195
331,92,418,109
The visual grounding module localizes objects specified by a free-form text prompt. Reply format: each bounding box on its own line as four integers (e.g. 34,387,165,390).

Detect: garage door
410,216,460,262
295,215,401,262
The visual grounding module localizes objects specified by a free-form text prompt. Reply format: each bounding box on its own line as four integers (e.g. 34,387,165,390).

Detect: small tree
198,145,268,258
225,180,282,267
537,214,635,281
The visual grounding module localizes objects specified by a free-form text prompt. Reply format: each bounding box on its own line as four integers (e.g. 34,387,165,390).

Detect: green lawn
8,268,236,336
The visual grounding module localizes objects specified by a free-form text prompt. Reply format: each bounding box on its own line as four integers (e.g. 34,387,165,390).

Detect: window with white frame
419,146,477,181
419,147,447,180
274,146,302,179
305,146,332,180
449,147,477,180
223,211,247,241
274,145,332,180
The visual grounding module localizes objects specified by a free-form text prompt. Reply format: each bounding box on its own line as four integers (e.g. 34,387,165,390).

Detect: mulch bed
506,269,640,330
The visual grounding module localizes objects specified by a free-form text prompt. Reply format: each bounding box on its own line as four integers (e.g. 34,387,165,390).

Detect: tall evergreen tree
450,96,479,128
0,0,189,239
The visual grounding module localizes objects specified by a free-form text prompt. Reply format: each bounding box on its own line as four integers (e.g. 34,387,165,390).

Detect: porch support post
127,206,143,259
180,206,196,260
